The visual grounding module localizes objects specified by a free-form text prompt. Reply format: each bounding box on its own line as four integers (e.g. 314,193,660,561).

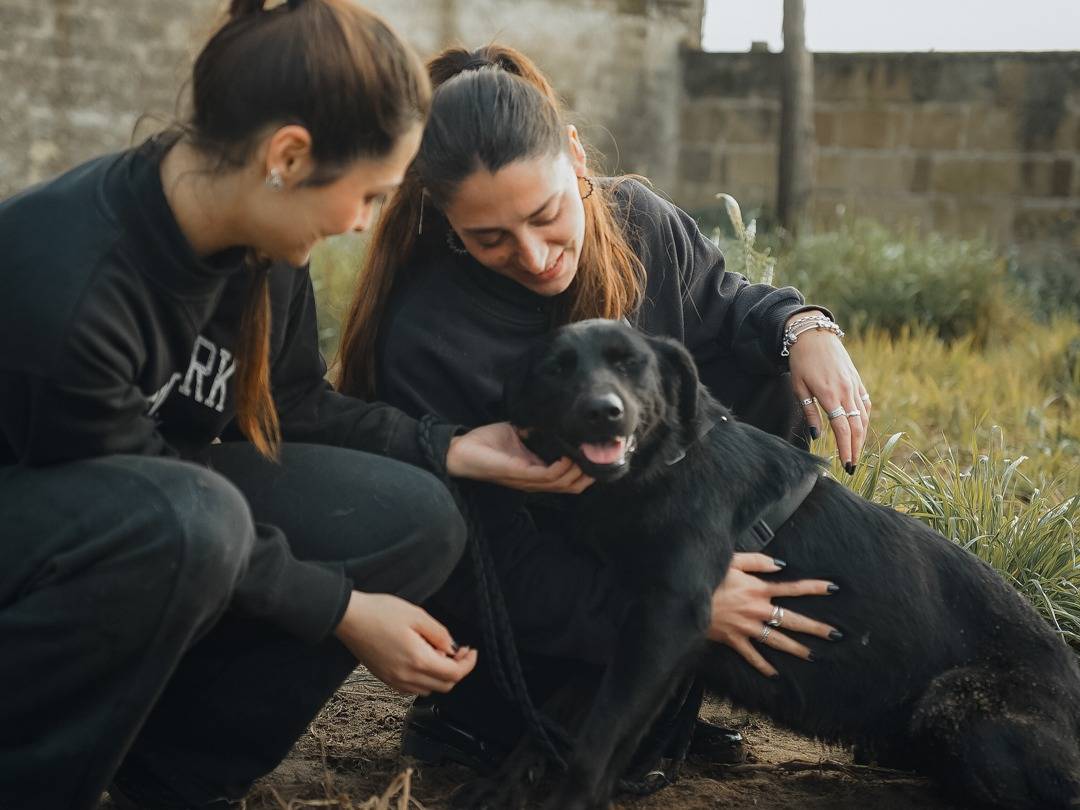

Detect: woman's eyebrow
464,191,560,235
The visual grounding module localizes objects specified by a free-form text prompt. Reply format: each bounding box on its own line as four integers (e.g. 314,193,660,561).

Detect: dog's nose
584,392,625,426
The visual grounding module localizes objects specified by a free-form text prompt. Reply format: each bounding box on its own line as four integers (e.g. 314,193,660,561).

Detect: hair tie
462,57,493,73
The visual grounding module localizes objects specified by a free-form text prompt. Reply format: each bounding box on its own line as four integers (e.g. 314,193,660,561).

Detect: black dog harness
668,416,820,554
741,471,820,553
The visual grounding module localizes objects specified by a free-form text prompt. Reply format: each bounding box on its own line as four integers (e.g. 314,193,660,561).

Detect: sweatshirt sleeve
622,180,826,377
266,268,459,475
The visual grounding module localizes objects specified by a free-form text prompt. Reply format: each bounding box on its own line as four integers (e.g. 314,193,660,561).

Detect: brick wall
678,51,1080,252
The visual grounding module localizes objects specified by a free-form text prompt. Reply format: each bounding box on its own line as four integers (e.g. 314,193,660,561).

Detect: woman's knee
101,457,256,601
395,470,468,599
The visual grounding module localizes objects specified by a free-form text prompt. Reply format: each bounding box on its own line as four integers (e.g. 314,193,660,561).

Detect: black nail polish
844,462,855,475
827,583,840,594
828,629,844,641
809,426,819,440
807,652,816,662
451,642,460,653
773,557,787,569
769,672,781,680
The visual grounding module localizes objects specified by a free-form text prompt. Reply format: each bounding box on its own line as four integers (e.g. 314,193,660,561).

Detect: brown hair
335,44,645,399
185,0,430,457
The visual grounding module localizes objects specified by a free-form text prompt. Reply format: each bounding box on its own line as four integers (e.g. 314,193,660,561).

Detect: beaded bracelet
781,314,845,357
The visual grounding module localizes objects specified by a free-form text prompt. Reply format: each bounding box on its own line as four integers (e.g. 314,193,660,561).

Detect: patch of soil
229,668,963,810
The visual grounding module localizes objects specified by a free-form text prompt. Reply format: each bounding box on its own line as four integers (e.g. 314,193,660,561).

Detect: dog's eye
542,350,577,377
609,354,640,375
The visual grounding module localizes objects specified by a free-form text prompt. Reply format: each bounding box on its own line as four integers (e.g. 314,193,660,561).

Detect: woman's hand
446,422,594,494
708,553,841,678
786,310,871,472
334,590,477,695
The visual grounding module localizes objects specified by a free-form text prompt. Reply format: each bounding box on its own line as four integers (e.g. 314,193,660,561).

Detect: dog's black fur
485,319,1080,810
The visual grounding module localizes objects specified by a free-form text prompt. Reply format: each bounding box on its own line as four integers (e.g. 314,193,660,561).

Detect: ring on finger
845,408,860,418
860,393,871,403
800,397,816,407
827,406,846,420
767,605,785,628
759,623,773,643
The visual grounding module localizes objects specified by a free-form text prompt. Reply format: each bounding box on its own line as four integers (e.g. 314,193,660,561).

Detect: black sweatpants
0,443,466,810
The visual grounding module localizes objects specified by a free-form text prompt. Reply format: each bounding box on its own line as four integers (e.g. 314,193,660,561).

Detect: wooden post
778,0,815,234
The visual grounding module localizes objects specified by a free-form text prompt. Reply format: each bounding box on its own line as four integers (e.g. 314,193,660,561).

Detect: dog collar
664,416,723,466
741,471,821,552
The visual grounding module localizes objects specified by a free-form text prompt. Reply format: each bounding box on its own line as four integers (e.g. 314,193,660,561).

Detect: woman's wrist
782,311,844,357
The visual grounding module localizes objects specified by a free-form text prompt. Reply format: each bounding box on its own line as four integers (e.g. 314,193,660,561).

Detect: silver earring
446,227,469,255
265,168,284,191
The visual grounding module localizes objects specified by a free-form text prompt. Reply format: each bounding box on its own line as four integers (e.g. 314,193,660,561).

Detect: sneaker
401,698,511,773
688,719,747,764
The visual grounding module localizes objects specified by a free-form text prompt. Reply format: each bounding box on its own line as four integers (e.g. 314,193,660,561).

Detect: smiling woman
334,43,862,780
0,6,601,810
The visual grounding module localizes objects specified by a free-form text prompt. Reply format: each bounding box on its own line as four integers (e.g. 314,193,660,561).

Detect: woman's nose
517,234,547,274
351,202,375,233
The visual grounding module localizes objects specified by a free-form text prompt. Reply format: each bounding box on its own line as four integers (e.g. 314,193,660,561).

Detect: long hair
184,0,430,457
335,44,645,399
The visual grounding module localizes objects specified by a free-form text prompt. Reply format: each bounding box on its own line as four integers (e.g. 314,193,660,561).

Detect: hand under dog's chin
521,428,636,483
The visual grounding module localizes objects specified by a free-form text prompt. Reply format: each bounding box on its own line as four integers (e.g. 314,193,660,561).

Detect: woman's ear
566,125,588,176
263,124,315,187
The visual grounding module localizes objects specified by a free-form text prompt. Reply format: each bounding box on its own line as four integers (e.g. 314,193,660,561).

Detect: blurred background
2,0,1078,642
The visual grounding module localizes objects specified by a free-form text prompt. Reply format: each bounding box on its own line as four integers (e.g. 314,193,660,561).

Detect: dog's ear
646,334,707,441
500,335,551,428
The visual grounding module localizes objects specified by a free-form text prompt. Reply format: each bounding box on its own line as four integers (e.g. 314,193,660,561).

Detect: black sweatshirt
0,138,458,643
373,179,822,582
376,178,817,427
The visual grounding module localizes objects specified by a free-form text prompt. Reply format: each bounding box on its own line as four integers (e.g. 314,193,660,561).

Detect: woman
0,9,583,810
336,46,869,769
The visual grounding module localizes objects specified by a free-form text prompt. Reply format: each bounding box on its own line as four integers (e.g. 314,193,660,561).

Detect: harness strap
740,472,820,553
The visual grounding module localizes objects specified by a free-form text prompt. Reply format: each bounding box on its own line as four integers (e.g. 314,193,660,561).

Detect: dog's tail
910,665,1080,810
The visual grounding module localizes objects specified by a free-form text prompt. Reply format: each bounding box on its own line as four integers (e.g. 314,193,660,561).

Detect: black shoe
401,697,511,773
688,719,747,764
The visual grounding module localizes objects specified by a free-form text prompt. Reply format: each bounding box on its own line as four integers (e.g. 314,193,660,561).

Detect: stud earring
446,227,469,255
579,175,595,200
265,168,284,191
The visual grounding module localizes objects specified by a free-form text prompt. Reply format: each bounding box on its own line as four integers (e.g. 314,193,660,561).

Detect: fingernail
844,462,855,475
809,426,819,440
450,642,460,653
827,583,840,594
773,557,787,569
807,652,816,662
769,672,781,680
828,629,844,641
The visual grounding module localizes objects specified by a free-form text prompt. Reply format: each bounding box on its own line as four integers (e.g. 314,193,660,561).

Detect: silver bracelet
781,315,844,357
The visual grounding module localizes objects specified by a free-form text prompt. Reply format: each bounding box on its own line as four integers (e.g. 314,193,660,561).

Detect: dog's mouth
579,434,638,469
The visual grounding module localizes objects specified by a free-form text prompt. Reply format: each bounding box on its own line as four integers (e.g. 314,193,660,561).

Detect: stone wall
678,51,1080,253
2,2,1077,257
0,0,702,199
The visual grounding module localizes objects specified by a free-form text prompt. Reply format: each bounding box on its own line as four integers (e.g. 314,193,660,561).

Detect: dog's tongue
580,437,626,466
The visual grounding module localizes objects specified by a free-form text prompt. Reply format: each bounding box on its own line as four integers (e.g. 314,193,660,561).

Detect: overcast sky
702,1,1080,52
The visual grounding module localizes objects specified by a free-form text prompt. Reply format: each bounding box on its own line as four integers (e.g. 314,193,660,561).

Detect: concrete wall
678,51,1080,252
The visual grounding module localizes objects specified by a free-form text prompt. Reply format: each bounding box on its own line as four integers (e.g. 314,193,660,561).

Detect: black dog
489,319,1080,810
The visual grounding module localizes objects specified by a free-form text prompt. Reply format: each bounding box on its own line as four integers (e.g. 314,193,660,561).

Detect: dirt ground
152,668,965,810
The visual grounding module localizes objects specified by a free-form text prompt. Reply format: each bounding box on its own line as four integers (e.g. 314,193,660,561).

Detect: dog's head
505,319,711,482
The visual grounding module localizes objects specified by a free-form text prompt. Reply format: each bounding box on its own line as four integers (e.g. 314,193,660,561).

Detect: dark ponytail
184,0,430,458
336,45,643,399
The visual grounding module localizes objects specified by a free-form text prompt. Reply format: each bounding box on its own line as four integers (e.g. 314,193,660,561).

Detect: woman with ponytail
0,8,587,810
336,45,870,772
